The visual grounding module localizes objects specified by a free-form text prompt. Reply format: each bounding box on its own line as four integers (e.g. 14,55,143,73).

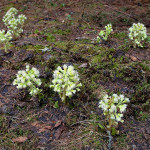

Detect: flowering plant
50,65,82,104
97,24,113,42
3,7,27,38
0,30,12,53
99,94,130,132
129,23,147,48
13,65,42,96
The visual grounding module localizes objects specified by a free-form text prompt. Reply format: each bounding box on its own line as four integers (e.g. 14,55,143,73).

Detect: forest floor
0,0,150,149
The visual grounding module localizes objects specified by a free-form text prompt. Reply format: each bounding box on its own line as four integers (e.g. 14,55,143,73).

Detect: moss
132,82,150,103
0,114,38,149
116,134,127,148
0,1,149,149
4,3,14,11
91,54,102,63
20,5,28,12
113,32,127,39
134,62,150,72
33,45,44,51
54,41,68,50
14,128,32,136
65,114,78,126
68,121,103,149
26,115,38,122
69,43,87,53
51,28,71,35
138,111,149,121
91,73,102,81
45,33,56,42
142,99,150,111
0,115,6,128
79,24,89,30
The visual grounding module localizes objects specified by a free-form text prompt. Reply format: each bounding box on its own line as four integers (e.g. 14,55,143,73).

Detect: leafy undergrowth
0,0,150,149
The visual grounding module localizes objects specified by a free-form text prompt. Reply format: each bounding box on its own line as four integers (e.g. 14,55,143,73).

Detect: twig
103,4,138,21
71,119,104,127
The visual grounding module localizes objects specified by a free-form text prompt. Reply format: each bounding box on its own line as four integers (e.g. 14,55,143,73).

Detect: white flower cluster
0,30,12,52
99,94,130,124
129,23,147,48
13,65,42,96
50,65,82,103
0,30,12,42
3,7,27,37
97,24,113,42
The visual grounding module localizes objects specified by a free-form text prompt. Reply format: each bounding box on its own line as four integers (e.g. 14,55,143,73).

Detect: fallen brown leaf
54,120,62,128
38,125,52,133
54,126,65,139
130,55,138,61
12,136,28,143
28,34,38,37
31,121,52,133
44,125,52,130
31,121,40,127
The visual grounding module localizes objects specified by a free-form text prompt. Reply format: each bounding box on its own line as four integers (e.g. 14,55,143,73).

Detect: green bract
129,23,147,48
13,65,42,96
3,7,27,38
99,94,130,132
50,65,82,104
0,30,12,52
97,23,113,42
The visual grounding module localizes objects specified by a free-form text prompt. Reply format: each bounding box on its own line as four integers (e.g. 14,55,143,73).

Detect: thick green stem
4,41,10,53
108,98,113,132
108,115,112,131
4,45,8,53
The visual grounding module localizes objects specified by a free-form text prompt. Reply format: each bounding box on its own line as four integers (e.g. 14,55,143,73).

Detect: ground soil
0,0,150,150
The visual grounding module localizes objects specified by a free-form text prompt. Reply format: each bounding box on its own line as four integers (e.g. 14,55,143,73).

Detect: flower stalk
50,64,82,105
99,94,130,133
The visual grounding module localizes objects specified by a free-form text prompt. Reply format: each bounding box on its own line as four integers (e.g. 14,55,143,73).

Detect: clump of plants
97,23,113,42
13,65,42,96
50,64,82,104
129,23,147,48
0,30,12,53
3,7,27,38
99,94,130,134
0,7,26,53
